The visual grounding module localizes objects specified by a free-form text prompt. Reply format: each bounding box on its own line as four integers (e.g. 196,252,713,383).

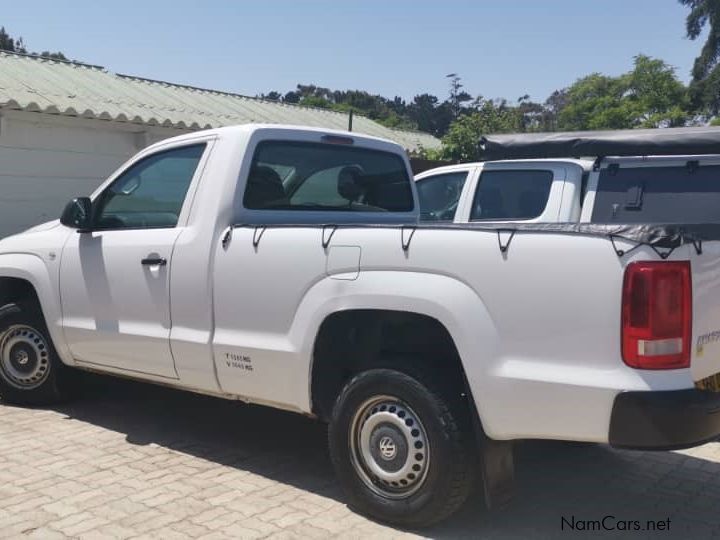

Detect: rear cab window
242,140,414,218
590,159,720,223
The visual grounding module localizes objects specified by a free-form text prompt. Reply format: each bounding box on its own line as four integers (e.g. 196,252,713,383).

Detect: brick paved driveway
1,374,720,539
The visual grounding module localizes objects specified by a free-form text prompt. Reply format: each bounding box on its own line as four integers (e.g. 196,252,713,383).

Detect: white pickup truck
1,124,720,527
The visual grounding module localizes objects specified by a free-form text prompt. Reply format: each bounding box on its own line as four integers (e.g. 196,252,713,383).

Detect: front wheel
0,302,71,405
329,369,476,527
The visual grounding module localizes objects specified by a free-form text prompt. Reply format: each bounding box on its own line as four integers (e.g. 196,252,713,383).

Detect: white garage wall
0,112,182,237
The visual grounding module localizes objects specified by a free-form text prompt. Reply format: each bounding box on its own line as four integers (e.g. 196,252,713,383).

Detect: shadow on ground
53,373,720,539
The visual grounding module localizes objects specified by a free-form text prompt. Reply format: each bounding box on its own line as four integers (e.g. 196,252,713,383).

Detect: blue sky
0,0,705,103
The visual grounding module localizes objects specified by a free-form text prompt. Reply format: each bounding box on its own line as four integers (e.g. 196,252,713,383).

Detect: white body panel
211,224,707,441
0,125,718,445
59,228,180,378
691,239,720,381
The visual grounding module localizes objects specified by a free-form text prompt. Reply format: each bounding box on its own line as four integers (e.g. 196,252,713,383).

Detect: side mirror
60,197,92,231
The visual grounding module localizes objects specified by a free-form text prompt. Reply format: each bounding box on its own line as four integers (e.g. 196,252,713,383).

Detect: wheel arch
0,254,71,365
310,309,472,419
299,271,499,432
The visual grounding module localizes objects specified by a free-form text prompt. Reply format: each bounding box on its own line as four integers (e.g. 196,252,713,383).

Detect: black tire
328,368,475,528
0,302,71,405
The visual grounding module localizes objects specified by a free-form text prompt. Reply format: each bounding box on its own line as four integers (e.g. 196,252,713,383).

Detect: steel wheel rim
0,325,50,389
349,395,430,499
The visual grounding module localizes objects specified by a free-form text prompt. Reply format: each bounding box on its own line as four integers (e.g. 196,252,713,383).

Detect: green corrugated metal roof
0,51,440,152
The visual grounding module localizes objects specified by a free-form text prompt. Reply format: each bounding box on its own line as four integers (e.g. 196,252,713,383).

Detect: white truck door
60,143,208,379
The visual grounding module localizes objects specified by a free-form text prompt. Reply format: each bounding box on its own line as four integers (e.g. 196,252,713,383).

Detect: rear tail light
621,261,692,370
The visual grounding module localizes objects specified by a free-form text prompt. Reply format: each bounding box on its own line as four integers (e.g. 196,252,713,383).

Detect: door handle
141,257,167,266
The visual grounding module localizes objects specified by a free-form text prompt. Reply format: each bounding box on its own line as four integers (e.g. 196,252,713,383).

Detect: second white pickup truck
1,124,720,527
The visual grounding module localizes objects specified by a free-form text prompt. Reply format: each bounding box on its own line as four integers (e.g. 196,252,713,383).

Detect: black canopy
479,126,720,161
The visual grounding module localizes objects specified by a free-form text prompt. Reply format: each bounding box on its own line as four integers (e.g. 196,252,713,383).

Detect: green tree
298,95,332,109
679,0,720,81
259,91,283,101
0,25,68,60
679,0,720,113
432,98,522,161
38,51,67,61
283,90,301,104
690,66,720,114
516,95,553,131
271,84,418,130
557,55,689,130
627,55,689,127
446,73,472,119
429,55,691,160
557,73,634,130
543,89,569,130
0,26,25,53
407,93,453,137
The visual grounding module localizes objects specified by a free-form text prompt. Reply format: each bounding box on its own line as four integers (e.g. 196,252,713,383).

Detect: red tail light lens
622,261,691,370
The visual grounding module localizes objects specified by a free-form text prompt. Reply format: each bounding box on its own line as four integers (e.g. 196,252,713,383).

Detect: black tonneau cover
479,126,720,161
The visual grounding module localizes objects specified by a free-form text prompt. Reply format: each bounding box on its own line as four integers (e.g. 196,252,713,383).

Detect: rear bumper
609,389,720,450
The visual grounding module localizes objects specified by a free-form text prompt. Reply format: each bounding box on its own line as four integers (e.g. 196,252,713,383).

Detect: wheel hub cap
350,396,430,499
378,436,397,460
0,325,50,389
15,349,29,366
369,424,408,472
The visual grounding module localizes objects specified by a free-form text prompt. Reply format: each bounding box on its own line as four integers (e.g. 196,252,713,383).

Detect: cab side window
93,144,206,230
470,169,553,221
416,172,468,222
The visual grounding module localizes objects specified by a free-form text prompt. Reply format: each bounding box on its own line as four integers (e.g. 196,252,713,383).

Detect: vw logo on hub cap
15,350,29,366
378,436,397,460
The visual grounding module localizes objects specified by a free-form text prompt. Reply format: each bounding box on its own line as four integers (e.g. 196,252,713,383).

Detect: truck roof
414,158,594,179
144,123,405,153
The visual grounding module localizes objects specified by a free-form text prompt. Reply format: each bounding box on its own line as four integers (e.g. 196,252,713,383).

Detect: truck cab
414,159,589,224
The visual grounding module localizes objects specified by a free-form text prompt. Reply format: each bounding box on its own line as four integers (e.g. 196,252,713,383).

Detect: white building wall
0,111,183,237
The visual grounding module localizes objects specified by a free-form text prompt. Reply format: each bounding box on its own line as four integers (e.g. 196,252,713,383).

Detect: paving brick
283,522,333,539
43,500,82,518
196,509,237,528
62,516,110,537
169,521,212,537
47,510,98,533
216,523,266,539
25,527,67,540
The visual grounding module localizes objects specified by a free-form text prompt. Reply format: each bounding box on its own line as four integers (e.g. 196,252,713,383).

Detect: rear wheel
0,302,71,405
329,368,475,527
